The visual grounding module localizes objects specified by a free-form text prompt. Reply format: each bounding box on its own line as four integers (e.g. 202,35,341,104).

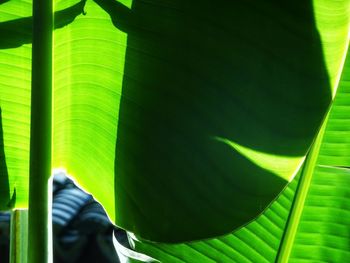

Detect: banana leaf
0,0,349,256
130,46,350,262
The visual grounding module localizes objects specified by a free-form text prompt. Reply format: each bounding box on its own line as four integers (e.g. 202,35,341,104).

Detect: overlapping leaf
1,1,350,261
101,0,347,242
128,45,350,262
286,45,350,262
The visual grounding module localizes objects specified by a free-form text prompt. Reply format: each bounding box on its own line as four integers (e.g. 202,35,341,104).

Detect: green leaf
0,0,89,209
109,0,348,242
286,43,350,262
131,172,302,263
0,0,32,209
1,0,350,259
289,166,350,262
123,44,350,261
52,0,132,230
0,107,13,210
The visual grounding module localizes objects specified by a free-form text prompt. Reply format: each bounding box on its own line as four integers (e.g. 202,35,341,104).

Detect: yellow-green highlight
52,0,132,222
313,0,350,97
0,0,32,209
214,136,305,182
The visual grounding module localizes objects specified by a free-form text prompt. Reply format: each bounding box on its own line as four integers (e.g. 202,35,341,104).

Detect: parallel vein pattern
130,2,350,262
1,0,350,262
289,166,350,262
132,175,300,262
53,0,132,222
318,46,350,167
0,0,32,208
288,46,350,262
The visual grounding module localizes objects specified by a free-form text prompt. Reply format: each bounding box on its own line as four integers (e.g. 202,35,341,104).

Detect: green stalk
10,209,28,263
28,0,53,261
276,115,328,263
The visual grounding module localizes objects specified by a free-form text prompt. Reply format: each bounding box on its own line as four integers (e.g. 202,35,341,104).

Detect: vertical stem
276,116,328,263
28,0,53,261
10,210,28,263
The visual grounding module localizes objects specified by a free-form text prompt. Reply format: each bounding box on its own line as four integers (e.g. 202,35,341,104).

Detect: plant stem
10,209,28,263
276,116,328,263
28,0,53,261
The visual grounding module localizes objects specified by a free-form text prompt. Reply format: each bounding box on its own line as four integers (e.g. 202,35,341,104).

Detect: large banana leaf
130,47,350,261
0,0,349,257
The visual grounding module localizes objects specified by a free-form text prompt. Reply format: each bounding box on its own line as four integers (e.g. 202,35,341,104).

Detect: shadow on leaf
0,0,86,49
91,0,333,241
0,107,15,210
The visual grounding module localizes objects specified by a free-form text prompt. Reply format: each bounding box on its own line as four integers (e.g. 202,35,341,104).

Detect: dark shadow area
52,173,121,263
0,0,86,49
97,0,332,155
0,212,10,263
92,0,332,241
0,107,12,211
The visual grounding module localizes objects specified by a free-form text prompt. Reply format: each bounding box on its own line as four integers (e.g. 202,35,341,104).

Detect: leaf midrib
275,116,328,263
276,36,350,262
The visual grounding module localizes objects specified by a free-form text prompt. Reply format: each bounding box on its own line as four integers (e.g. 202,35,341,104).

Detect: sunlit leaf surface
0,0,349,250
0,0,32,209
